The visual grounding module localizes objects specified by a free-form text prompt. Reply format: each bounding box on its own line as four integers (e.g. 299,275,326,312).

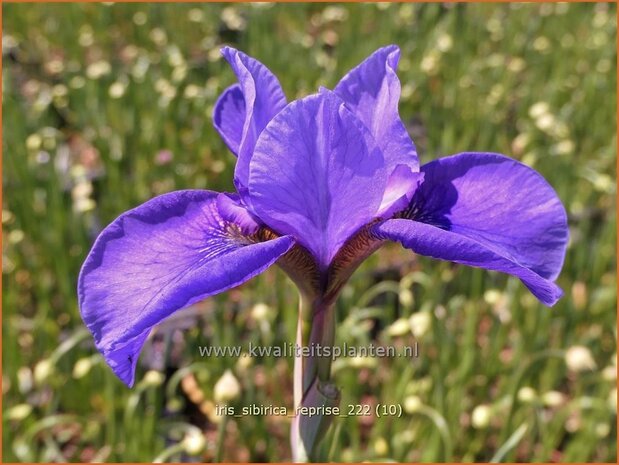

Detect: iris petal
334,45,419,171
78,190,294,386
248,90,389,269
377,164,424,218
374,152,568,306
220,47,287,190
213,84,246,156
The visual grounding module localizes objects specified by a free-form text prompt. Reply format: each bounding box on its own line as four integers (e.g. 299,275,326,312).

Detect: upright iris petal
78,190,294,386
377,164,424,218
334,45,419,171
248,91,389,270
219,47,287,191
374,152,569,306
213,84,246,155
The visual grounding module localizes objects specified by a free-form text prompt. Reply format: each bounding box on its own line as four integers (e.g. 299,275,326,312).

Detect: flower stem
215,413,228,462
291,295,340,462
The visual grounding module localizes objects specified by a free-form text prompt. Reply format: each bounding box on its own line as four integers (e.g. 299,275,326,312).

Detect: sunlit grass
2,2,617,462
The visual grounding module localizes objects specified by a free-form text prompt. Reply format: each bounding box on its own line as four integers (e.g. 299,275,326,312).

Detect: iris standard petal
221,47,287,189
213,84,246,156
375,152,568,306
78,190,294,386
377,164,424,218
334,45,419,171
248,91,388,269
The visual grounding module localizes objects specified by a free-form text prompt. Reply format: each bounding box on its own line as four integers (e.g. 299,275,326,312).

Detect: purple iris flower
78,45,568,387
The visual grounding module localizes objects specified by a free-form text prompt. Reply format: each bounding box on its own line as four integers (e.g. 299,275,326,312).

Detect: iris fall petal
374,152,568,306
78,190,294,386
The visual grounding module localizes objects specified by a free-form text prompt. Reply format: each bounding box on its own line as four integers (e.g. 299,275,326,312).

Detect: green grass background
2,2,617,462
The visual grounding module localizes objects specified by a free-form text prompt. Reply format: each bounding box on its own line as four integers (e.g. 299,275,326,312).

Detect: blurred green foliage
2,2,617,462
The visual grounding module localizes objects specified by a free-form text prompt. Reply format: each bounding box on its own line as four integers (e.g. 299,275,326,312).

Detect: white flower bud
602,365,616,381
214,369,241,404
471,404,492,429
529,102,550,119
34,359,54,384
437,33,453,52
565,346,596,372
542,390,564,407
373,437,389,456
409,312,432,338
387,318,410,337
483,289,503,305
595,422,610,438
73,357,94,379
7,404,32,421
143,370,165,387
393,429,416,446
404,395,423,414
86,60,111,80
26,134,42,152
399,289,413,307
251,302,271,322
183,430,206,455
517,386,537,403
109,82,126,99
17,367,33,393
349,355,377,369
536,113,556,131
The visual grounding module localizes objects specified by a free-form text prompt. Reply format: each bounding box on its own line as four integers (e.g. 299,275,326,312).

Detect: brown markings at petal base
252,223,385,304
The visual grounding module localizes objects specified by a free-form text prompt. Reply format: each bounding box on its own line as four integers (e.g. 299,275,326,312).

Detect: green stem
153,443,185,463
291,295,340,462
215,414,228,462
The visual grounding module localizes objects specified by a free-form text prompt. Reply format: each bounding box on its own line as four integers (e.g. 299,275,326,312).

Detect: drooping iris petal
374,152,568,306
334,45,419,171
376,220,563,305
248,91,389,269
78,190,294,386
213,84,245,155
220,47,287,190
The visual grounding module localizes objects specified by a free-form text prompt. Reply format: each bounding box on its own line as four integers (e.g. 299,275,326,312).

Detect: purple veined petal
220,47,287,190
78,190,295,386
317,88,422,220
334,45,419,171
375,220,563,306
374,152,568,306
248,90,389,269
377,164,425,218
216,192,262,232
213,84,245,156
